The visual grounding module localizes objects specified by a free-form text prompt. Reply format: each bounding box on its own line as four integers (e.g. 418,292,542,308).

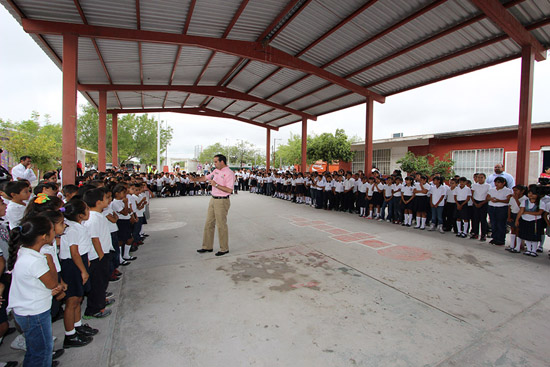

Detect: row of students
0,173,152,366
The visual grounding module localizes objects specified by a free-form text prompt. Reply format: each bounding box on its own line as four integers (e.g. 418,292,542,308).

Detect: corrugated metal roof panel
139,0,190,34
171,47,212,85
253,69,309,101
509,0,550,24
41,34,63,61
95,39,140,84
225,100,255,116
240,104,273,120
80,0,137,29
228,61,280,93
143,92,167,108
206,97,234,112
197,52,241,86
164,92,188,108
269,114,300,128
185,94,207,107
269,76,329,105
142,43,179,85
288,84,348,111
305,93,365,117
117,91,142,107
255,110,289,123
187,0,243,38
227,0,287,41
106,92,119,109
15,0,82,23
77,38,110,84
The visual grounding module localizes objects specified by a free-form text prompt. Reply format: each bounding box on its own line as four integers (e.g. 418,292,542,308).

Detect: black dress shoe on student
63,333,93,348
215,251,229,256
52,348,65,360
197,249,213,253
76,323,99,336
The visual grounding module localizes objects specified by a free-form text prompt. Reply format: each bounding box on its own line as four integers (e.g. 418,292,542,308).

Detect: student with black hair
22,195,64,222
401,177,415,227
454,177,472,238
83,188,114,319
62,185,79,203
428,176,446,233
111,185,135,264
515,185,545,255
5,181,31,230
413,175,430,230
487,177,513,246
7,216,62,367
506,185,527,252
59,199,95,348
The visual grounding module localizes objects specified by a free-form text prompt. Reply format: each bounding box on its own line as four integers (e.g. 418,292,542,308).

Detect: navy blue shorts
61,254,91,298
117,219,132,242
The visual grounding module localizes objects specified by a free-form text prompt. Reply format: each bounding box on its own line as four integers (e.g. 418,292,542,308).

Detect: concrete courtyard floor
1,192,549,366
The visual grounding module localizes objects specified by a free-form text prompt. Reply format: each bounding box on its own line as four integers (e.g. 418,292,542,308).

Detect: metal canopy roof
2,0,549,131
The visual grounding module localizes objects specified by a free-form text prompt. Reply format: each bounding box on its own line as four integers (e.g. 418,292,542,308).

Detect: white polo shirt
402,185,414,196
8,247,52,316
472,182,491,201
430,185,447,206
520,200,542,221
103,203,120,233
487,187,512,207
60,220,93,259
84,211,114,261
40,244,61,272
392,183,402,197
454,186,472,202
111,199,130,220
6,201,26,230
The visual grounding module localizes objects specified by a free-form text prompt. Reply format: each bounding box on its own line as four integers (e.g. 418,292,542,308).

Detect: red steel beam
112,113,118,166
78,84,317,120
22,20,385,102
136,0,144,108
106,107,279,130
98,91,107,171
62,34,78,186
181,94,190,108
301,117,307,172
470,0,546,61
364,98,373,175
266,128,271,170
515,45,535,184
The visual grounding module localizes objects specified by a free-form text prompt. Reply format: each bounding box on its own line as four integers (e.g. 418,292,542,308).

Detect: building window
452,148,504,178
352,149,391,175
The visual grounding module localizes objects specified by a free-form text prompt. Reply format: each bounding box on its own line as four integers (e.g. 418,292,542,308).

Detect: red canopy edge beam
470,0,546,61
366,18,550,88
106,107,279,131
193,0,250,86
136,0,144,108
248,0,379,95
162,0,197,108
73,0,122,109
181,94,190,108
347,0,527,79
78,84,317,120
22,19,385,103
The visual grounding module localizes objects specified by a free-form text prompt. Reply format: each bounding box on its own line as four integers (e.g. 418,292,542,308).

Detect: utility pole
156,114,160,171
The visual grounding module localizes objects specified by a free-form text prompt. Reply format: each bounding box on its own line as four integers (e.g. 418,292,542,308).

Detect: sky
1,5,550,160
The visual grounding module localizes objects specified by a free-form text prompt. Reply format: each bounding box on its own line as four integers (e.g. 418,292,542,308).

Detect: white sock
119,253,125,263
74,320,82,327
375,209,379,216
421,218,426,228
539,235,545,249
463,222,469,234
416,217,421,227
456,221,462,234
369,210,373,217
65,329,76,336
124,245,131,259
510,234,516,248
514,237,521,251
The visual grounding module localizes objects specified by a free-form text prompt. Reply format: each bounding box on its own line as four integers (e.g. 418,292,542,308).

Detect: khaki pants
202,197,231,252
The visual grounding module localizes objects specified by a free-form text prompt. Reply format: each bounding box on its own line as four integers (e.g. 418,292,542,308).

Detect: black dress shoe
63,333,93,348
215,251,229,256
76,323,99,336
197,249,213,253
52,348,65,360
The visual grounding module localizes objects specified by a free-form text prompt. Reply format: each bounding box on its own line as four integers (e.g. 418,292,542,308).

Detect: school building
351,121,550,184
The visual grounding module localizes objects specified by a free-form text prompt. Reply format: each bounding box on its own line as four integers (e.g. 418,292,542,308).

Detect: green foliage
197,143,227,164
0,112,62,172
77,104,173,165
198,140,263,167
307,129,354,164
397,151,455,176
273,133,307,168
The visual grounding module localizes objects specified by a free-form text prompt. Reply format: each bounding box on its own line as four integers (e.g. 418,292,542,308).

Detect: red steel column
112,113,118,168
515,45,534,185
364,97,374,175
266,128,271,170
301,118,307,172
98,91,107,171
62,34,78,186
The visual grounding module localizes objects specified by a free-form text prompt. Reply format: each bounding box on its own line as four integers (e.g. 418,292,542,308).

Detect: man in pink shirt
192,154,235,256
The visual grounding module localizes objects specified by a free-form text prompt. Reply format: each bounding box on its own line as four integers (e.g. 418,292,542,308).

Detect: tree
396,151,455,176
197,143,227,164
273,133,307,168
77,103,173,165
227,140,257,167
0,112,62,172
307,129,354,165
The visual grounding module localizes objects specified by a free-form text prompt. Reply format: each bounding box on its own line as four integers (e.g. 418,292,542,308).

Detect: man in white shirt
11,156,37,183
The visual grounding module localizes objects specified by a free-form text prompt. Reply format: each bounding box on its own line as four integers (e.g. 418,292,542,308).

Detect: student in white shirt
471,173,491,241
60,199,95,348
515,185,545,256
357,177,368,217
443,178,458,233
380,177,393,222
506,185,527,252
428,176,446,233
343,172,355,213
454,177,472,238
413,175,430,229
8,216,62,366
401,177,415,227
83,188,114,319
487,177,513,246
112,185,136,263
391,176,403,224
5,181,31,230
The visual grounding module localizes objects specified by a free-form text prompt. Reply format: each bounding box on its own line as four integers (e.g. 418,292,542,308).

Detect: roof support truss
22,19,384,103
106,107,279,130
78,84,316,120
